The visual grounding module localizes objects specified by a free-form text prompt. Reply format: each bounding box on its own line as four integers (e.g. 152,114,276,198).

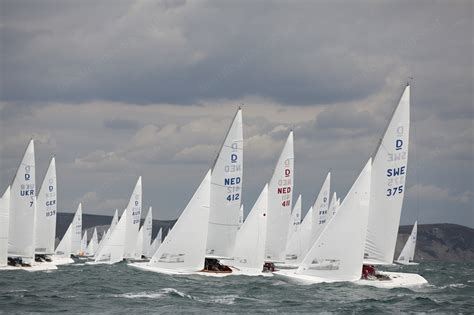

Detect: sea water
0,262,472,314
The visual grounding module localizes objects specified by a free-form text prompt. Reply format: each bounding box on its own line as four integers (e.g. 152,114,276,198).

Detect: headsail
55,203,82,257
81,231,88,254
149,228,162,258
94,208,127,263
148,170,211,273
284,195,302,262
8,139,36,259
0,187,11,266
364,85,410,265
296,159,372,281
95,209,119,256
396,221,417,264
86,227,98,256
232,184,268,272
206,109,243,258
265,131,294,262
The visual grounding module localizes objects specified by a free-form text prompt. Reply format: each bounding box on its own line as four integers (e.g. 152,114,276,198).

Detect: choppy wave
0,261,472,314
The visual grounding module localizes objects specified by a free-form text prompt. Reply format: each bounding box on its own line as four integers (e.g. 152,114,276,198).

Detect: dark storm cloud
0,0,472,227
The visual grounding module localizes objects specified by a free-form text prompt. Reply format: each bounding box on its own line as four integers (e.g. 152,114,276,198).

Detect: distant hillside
57,213,474,262
56,213,176,244
396,223,474,262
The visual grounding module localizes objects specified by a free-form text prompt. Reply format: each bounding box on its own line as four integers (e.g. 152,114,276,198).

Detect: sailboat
149,228,162,258
395,221,418,265
34,156,57,263
206,108,243,260
52,203,82,265
85,228,99,257
79,230,88,257
0,187,11,269
92,177,142,264
265,131,294,264
281,195,302,267
358,84,427,288
229,184,269,275
274,159,372,283
5,140,57,271
281,173,330,268
128,170,211,274
132,206,153,260
95,209,118,256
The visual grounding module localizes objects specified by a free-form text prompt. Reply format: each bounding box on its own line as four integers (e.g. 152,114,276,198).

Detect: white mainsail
81,231,88,254
0,187,11,266
148,170,211,273
149,228,162,258
35,156,57,255
86,228,98,256
55,203,82,257
396,221,418,264
310,172,331,245
123,177,142,259
133,206,153,259
294,159,372,282
364,85,410,265
284,195,302,262
265,131,294,262
8,139,36,260
232,184,268,273
206,109,243,258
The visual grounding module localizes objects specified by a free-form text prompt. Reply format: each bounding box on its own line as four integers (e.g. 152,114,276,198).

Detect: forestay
265,131,294,262
148,170,211,273
364,85,410,265
206,109,243,258
296,159,372,282
8,140,36,260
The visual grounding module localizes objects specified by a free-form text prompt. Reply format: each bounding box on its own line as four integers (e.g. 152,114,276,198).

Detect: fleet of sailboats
0,84,426,287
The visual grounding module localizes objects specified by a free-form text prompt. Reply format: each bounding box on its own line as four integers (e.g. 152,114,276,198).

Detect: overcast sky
1,0,472,227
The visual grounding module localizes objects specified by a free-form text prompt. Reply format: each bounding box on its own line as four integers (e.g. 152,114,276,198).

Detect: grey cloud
0,1,472,227
103,118,140,130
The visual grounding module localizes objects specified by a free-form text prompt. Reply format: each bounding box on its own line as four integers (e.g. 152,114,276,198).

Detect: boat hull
0,262,58,272
51,257,75,265
273,269,353,284
356,271,427,288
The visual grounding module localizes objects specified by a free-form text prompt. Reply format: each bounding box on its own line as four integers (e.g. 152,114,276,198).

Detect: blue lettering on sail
395,139,403,150
386,166,406,177
224,177,241,185
20,189,34,196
